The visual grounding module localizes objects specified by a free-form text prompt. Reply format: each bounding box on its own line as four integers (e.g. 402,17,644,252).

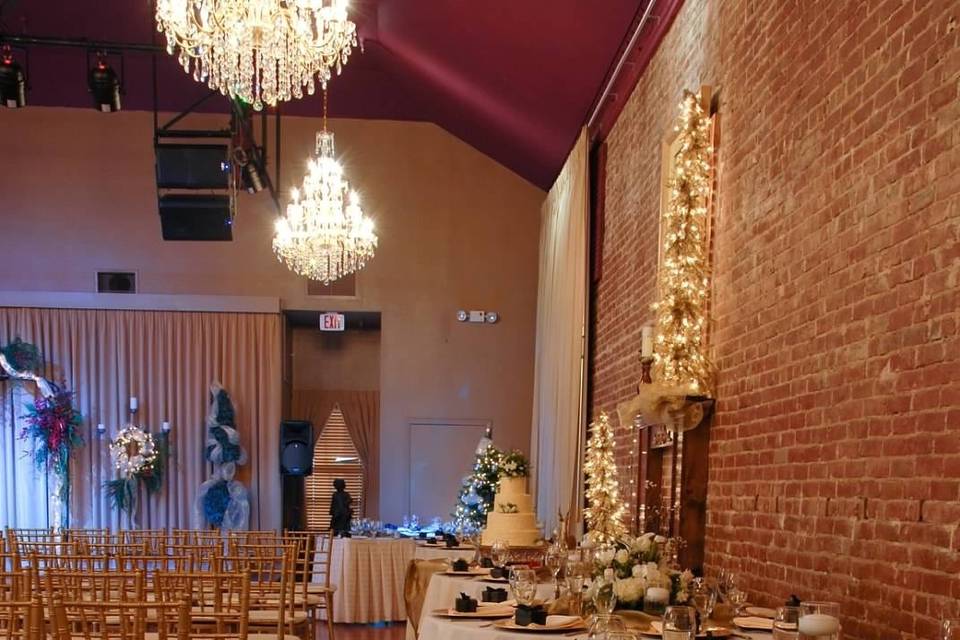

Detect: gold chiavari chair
283,531,334,640
218,546,305,640
49,594,190,640
164,544,219,573
0,566,32,602
43,569,146,604
117,555,191,585
62,528,113,547
81,541,149,558
0,596,44,640
154,571,251,640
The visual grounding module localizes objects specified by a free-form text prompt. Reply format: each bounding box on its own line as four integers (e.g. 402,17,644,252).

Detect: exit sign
319,312,346,332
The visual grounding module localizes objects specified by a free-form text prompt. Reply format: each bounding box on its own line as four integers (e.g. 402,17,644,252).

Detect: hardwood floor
321,623,406,640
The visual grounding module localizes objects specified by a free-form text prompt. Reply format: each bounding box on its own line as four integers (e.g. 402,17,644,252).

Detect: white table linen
408,573,555,640
413,544,479,562
322,536,415,623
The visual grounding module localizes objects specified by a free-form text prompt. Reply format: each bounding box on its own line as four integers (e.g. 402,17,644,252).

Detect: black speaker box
159,195,233,241
280,420,313,476
155,144,230,189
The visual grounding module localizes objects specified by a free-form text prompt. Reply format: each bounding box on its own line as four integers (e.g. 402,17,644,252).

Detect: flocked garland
1,338,84,527
652,90,715,395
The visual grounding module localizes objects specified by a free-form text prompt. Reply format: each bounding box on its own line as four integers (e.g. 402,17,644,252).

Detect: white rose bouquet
591,533,692,610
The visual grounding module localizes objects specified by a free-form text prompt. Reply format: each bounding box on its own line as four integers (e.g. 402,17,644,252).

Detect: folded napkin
543,615,581,628
734,616,774,630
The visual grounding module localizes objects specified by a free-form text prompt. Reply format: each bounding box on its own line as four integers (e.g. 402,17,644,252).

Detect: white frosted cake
482,476,541,546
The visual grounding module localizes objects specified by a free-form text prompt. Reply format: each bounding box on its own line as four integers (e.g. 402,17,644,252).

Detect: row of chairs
0,528,338,640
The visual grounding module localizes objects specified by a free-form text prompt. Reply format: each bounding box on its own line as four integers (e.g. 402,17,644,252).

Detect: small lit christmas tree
583,412,627,543
453,443,502,529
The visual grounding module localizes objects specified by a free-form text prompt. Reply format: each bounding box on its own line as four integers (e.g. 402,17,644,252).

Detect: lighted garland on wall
652,91,714,396
583,412,627,544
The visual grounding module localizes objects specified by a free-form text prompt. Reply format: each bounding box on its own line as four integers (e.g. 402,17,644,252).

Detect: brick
590,0,960,636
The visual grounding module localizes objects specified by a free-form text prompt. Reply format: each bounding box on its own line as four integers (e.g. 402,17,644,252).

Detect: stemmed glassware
491,539,510,569
587,614,626,640
662,606,697,640
512,568,538,607
943,619,960,640
691,579,717,630
544,542,567,598
592,570,617,615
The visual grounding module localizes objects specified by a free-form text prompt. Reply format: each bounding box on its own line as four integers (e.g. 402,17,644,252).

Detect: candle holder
640,356,654,385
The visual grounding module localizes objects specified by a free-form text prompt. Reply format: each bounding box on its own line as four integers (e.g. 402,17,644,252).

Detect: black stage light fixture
0,46,26,109
234,148,266,194
88,53,121,112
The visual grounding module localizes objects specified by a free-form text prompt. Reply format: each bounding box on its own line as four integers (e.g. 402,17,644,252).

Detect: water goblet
663,605,697,640
513,569,539,607
773,606,801,640
692,582,717,628
592,572,617,615
798,601,841,640
727,588,747,616
491,539,510,569
587,614,626,640
545,543,567,598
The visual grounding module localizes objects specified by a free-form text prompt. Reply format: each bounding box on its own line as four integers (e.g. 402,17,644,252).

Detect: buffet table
325,537,415,623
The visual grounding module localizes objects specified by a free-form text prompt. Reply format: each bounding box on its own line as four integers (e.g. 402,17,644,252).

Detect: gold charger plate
640,622,733,638
493,618,586,633
441,569,489,577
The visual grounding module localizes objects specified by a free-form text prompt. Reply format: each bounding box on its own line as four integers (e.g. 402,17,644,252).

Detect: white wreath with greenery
109,425,158,477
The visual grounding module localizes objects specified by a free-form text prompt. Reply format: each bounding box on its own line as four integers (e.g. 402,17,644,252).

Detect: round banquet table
413,544,479,562
322,536,415,623
418,613,772,640
407,573,555,640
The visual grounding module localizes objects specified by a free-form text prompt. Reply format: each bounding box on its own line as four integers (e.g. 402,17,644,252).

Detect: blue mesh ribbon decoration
195,382,249,529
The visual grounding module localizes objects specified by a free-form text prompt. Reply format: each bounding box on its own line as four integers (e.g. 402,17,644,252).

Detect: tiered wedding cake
482,475,540,546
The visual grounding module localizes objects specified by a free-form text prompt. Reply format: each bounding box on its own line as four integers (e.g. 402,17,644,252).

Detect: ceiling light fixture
273,90,377,284
88,53,122,112
154,0,358,110
0,45,26,108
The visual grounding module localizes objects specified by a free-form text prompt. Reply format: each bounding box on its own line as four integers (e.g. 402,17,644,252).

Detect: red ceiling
1,1,657,189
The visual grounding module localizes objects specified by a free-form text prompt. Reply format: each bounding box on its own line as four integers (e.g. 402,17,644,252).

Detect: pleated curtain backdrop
290,389,380,516
0,307,283,531
530,127,589,537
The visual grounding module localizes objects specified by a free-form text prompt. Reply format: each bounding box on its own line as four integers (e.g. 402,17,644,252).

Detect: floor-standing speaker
280,420,313,475
280,420,313,532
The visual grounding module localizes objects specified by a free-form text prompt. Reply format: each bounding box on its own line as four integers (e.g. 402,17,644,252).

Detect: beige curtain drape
530,127,589,536
0,307,282,530
290,389,380,516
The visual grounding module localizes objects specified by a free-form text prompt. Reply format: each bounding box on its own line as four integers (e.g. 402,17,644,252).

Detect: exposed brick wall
590,0,960,637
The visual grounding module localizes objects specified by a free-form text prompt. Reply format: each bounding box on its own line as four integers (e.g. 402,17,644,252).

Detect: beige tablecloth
407,573,555,640
413,544,478,562
321,537,415,623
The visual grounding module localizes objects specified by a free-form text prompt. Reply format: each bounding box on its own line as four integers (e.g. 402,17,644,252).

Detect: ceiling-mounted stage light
234,148,266,194
0,46,26,109
88,53,121,112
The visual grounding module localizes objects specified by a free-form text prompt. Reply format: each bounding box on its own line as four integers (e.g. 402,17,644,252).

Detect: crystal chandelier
155,0,358,110
273,96,377,283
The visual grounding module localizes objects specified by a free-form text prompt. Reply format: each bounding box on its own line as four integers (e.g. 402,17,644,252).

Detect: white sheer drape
530,128,589,536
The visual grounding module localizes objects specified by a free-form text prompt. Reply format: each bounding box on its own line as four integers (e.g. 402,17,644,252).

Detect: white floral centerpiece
591,532,693,612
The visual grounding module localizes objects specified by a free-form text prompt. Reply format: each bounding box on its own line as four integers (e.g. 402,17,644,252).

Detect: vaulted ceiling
0,1,654,188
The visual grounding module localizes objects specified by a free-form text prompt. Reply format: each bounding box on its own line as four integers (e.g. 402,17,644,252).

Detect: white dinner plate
494,616,586,633
733,616,775,631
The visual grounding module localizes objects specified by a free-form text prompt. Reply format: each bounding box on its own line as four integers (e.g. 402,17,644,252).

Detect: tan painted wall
291,327,380,391
0,107,543,522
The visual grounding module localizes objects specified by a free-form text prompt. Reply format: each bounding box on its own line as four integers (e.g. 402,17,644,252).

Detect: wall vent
97,271,137,294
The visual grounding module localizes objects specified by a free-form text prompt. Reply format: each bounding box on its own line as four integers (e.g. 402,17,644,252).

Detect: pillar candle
161,421,171,433
798,614,840,636
645,587,670,604
641,325,654,358
129,396,138,412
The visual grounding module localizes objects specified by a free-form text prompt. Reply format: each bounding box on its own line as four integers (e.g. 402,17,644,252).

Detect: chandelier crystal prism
155,0,358,110
273,129,377,284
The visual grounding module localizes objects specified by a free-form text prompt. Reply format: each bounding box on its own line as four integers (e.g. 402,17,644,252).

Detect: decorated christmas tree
583,412,627,544
453,441,503,530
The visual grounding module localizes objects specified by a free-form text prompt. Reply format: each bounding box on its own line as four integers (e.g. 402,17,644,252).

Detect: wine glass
798,602,841,640
727,587,747,616
692,581,717,628
717,569,736,599
509,564,532,595
592,572,617,615
773,606,801,640
513,569,538,606
491,539,510,569
587,615,626,640
545,543,567,598
663,606,697,640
